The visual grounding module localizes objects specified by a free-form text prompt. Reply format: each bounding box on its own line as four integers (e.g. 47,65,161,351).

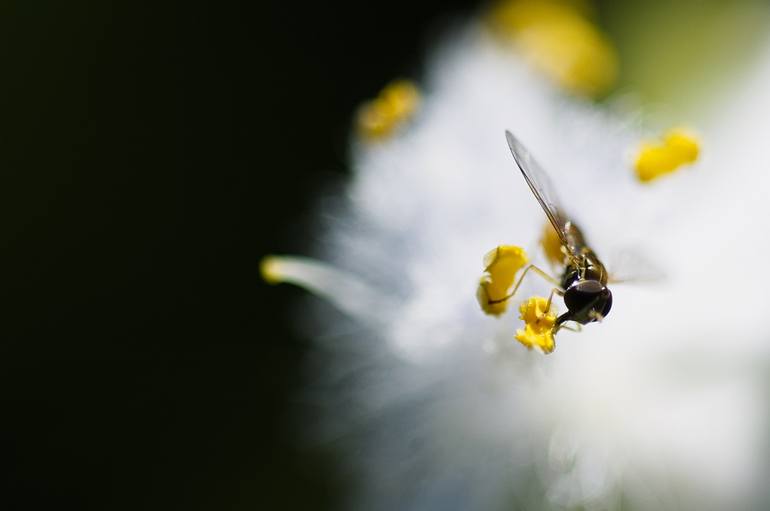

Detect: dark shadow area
0,1,477,509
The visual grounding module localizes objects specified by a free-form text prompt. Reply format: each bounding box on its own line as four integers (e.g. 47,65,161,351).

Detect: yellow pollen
540,222,564,266
487,0,618,98
356,79,421,140
477,245,529,316
260,255,283,285
515,296,557,353
634,127,700,183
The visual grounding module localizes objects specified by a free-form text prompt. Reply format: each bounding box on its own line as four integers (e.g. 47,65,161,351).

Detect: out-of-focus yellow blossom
540,222,564,266
477,245,529,316
260,255,283,285
356,80,421,140
634,128,700,182
515,296,557,353
487,0,618,98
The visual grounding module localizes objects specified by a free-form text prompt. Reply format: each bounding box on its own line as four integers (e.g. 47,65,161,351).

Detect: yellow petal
477,245,529,316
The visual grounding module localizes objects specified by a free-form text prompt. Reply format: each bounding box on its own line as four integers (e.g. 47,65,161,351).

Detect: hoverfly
504,130,612,331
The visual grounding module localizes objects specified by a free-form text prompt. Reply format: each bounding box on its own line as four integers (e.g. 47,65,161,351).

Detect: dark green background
0,1,477,509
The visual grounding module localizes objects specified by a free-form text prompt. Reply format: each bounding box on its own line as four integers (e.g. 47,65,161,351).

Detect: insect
504,130,612,332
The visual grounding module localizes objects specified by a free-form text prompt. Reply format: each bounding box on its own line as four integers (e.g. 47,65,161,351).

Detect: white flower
264,21,770,511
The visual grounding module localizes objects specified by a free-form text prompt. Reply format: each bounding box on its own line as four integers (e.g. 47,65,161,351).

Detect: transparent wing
505,131,572,247
607,246,667,284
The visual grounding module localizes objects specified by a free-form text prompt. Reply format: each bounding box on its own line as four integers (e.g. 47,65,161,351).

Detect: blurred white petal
291,25,770,511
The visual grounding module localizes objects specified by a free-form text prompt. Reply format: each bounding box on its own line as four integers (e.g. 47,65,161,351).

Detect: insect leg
488,264,562,304
588,310,605,322
557,322,582,333
544,286,564,312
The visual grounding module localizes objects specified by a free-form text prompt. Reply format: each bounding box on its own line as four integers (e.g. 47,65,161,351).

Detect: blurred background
2,1,769,509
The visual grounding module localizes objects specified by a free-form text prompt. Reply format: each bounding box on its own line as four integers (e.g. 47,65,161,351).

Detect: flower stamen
477,245,529,316
515,296,557,353
487,0,618,98
634,127,700,182
356,79,421,141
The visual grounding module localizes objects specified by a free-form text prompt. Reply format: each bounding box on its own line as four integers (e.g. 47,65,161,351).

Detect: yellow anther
487,0,618,98
515,296,557,353
540,222,564,266
356,79,421,140
663,129,700,163
634,128,700,183
477,245,529,316
260,255,283,285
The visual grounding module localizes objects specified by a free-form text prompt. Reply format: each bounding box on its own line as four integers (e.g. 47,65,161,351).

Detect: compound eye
564,280,603,312
564,280,612,317
600,289,613,317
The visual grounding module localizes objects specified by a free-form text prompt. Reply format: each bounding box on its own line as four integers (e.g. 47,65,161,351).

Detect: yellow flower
356,80,421,140
515,296,557,353
539,221,564,266
634,128,700,182
477,245,529,316
487,0,618,98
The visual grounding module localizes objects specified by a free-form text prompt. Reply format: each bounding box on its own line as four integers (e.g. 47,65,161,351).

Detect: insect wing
607,246,667,285
505,131,572,246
